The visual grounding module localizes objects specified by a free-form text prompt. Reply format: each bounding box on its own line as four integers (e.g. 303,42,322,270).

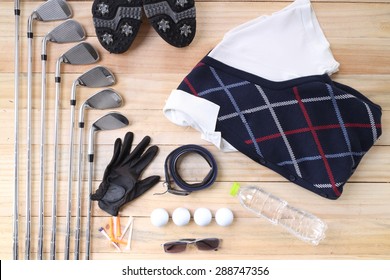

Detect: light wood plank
1,0,390,261
1,216,389,260
2,34,390,75
1,181,389,219
0,108,389,145
2,73,390,110
1,143,389,184
1,2,390,75
2,2,389,38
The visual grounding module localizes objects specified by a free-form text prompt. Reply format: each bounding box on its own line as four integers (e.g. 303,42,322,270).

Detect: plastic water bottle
230,183,327,245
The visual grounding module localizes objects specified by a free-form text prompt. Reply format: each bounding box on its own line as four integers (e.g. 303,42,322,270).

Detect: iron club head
88,112,129,159
61,42,99,65
42,20,85,55
55,42,100,79
92,112,129,132
76,66,116,88
33,0,72,21
29,0,72,32
78,89,123,126
71,66,116,101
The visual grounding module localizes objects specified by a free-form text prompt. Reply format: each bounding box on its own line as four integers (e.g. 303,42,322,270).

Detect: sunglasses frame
162,238,222,253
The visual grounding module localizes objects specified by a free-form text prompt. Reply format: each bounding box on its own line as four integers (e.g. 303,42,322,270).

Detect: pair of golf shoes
92,0,196,54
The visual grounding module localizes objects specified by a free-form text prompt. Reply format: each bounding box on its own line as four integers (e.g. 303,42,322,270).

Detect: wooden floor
1,0,390,260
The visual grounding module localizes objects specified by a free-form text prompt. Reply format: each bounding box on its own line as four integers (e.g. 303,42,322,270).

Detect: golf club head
77,66,116,88
61,42,99,65
93,112,129,132
34,0,72,21
79,89,123,125
88,112,129,157
87,89,123,110
71,66,115,101
46,19,85,44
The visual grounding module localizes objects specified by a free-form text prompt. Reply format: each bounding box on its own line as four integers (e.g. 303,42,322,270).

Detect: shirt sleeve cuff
163,89,238,152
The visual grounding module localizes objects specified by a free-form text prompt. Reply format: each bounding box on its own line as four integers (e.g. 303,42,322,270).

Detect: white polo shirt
164,0,340,151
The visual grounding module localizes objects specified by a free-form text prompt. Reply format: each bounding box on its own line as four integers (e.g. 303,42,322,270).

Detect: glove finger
125,135,151,163
133,145,159,175
131,175,161,201
93,138,122,201
90,182,108,201
117,131,134,164
105,137,122,171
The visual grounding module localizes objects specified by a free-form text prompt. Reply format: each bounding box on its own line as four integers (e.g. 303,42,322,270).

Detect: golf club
13,0,20,261
66,67,116,260
38,19,85,261
51,42,99,260
85,113,129,260
74,88,123,260
25,0,72,260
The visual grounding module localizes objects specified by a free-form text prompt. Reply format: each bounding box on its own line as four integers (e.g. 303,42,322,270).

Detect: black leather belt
161,145,218,196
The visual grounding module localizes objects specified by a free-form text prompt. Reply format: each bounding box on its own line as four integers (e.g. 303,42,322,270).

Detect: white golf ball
194,208,212,226
150,208,169,227
172,207,191,226
215,208,234,227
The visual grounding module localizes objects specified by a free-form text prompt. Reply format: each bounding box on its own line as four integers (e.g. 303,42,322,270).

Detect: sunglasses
162,238,221,253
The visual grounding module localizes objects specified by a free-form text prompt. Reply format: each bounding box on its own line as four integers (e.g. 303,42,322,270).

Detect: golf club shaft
65,104,76,259
85,159,94,260
74,126,84,259
25,21,33,260
50,81,61,260
13,0,20,261
37,56,47,260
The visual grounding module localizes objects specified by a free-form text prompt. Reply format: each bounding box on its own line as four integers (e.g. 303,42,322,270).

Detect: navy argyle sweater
178,56,382,199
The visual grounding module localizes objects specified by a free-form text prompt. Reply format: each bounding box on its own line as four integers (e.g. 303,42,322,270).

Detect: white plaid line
256,85,302,178
326,84,354,165
277,151,367,166
304,93,357,102
218,93,357,121
210,67,263,157
363,102,378,143
198,81,250,96
314,182,344,189
218,101,296,121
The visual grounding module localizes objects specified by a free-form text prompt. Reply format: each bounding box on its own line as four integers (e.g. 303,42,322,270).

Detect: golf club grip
74,235,80,260
50,168,58,260
51,80,61,260
24,230,31,260
85,161,94,260
25,34,33,261
13,0,20,261
65,104,76,259
37,58,47,261
50,199,57,260
50,230,56,260
74,126,85,260
37,232,43,260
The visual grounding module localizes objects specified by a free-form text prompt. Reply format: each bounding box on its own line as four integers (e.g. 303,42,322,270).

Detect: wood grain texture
1,0,389,260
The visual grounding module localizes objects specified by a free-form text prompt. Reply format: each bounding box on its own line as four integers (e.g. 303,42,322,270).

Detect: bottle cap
230,182,241,196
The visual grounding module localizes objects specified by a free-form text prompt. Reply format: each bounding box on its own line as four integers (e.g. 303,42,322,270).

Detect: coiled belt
162,145,218,196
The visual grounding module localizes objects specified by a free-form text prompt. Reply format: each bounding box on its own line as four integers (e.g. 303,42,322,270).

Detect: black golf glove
90,132,160,216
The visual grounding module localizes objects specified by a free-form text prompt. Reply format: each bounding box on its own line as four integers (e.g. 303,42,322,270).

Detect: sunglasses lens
163,242,187,253
195,238,220,251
